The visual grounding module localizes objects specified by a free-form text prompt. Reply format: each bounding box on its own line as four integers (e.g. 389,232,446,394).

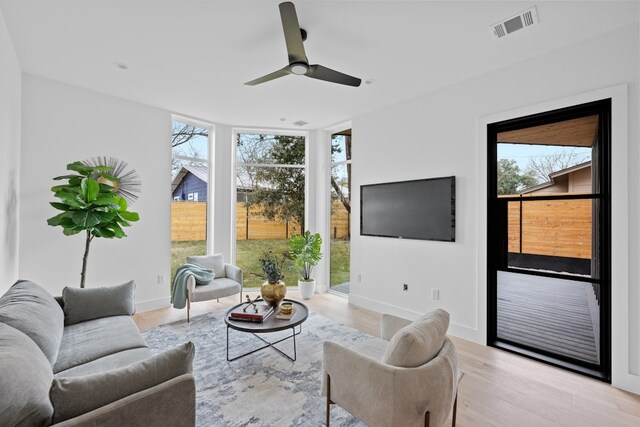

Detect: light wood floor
134,290,640,427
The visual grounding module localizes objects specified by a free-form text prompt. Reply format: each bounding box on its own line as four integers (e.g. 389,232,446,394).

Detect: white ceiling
1,1,638,130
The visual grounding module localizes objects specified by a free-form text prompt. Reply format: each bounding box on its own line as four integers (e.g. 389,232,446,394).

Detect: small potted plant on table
289,230,322,300
259,250,287,307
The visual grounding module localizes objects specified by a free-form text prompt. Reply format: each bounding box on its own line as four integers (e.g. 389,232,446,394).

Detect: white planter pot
298,279,316,300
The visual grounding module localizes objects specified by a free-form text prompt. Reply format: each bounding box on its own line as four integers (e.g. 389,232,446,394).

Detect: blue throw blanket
171,263,215,309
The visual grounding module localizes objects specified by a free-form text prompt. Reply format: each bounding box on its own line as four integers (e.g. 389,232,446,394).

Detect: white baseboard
614,372,640,395
136,296,171,312
349,293,422,320
348,293,482,344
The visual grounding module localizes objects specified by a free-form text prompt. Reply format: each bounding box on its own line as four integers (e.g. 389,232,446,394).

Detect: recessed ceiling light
114,62,128,70
364,78,375,85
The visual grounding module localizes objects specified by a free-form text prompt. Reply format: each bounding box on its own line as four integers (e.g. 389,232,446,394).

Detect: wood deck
497,271,599,364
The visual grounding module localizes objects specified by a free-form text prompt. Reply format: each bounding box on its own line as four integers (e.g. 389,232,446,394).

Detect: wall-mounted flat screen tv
360,176,455,242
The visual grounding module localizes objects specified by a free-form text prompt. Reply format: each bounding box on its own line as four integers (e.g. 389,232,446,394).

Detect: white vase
298,279,316,300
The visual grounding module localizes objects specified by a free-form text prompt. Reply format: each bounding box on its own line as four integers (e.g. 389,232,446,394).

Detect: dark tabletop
224,298,309,333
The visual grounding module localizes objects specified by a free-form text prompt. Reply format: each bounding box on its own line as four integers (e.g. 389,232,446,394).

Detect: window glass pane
237,134,305,165
172,121,209,178
497,144,592,195
506,198,596,279
235,138,305,288
170,121,209,286
497,272,600,365
331,135,351,163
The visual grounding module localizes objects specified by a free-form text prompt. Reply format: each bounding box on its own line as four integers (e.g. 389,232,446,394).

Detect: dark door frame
486,99,612,382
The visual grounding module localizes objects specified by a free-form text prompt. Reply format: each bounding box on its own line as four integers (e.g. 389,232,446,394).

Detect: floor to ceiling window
169,119,211,286
329,131,351,294
487,100,611,381
234,132,306,288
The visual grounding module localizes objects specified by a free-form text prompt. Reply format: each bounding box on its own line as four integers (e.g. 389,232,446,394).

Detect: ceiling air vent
490,6,538,40
292,120,308,127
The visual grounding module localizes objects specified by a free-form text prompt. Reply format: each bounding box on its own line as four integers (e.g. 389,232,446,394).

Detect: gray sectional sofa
0,280,196,426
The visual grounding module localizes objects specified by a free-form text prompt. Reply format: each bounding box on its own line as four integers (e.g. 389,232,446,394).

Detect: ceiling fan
245,1,361,87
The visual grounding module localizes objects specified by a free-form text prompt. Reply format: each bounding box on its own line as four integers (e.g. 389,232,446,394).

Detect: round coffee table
224,298,309,362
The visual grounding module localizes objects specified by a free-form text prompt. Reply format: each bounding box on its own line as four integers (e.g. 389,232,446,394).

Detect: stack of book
228,302,274,323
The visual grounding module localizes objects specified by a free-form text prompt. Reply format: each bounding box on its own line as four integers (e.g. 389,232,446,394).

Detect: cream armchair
322,309,460,427
185,254,243,322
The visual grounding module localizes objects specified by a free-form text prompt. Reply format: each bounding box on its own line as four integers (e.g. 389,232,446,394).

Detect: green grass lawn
171,238,351,289
170,240,207,286
235,239,298,287
329,239,350,287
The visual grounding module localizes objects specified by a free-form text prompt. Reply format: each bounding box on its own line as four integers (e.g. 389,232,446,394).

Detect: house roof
171,164,208,194
521,161,591,194
171,164,255,194
1,2,636,129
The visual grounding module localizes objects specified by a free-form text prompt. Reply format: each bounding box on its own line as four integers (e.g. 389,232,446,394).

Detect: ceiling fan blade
244,66,291,86
307,64,361,87
279,2,308,64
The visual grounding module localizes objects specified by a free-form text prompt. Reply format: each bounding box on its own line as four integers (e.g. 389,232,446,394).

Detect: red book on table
229,302,274,322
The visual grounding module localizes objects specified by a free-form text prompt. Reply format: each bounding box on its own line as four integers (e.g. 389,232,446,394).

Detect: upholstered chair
322,309,460,427
184,254,243,322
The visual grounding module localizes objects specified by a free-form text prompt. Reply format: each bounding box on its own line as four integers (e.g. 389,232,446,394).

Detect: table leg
227,324,303,362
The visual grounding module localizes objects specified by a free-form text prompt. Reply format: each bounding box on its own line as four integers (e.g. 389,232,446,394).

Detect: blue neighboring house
171,164,208,201
171,164,250,201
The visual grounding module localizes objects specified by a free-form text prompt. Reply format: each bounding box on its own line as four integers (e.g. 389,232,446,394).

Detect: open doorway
329,130,351,294
487,100,611,380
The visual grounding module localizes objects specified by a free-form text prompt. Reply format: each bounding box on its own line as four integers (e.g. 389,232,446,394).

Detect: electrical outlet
432,289,440,300
403,283,408,291
357,274,362,283
158,275,165,285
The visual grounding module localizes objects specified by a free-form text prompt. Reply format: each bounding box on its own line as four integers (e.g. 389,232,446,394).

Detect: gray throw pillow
382,309,450,368
0,280,64,365
0,323,54,426
63,281,136,325
187,254,226,278
50,341,195,423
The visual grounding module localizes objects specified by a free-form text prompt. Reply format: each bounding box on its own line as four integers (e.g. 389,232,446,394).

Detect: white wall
19,75,172,310
350,24,639,392
0,8,21,292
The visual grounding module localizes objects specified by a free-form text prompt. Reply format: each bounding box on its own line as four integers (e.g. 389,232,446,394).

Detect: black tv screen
360,176,455,242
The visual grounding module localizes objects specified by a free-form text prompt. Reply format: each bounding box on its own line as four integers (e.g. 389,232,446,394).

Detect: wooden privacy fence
171,201,350,242
171,202,207,242
507,198,592,259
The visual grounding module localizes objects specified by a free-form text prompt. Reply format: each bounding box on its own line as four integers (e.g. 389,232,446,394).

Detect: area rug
142,309,384,426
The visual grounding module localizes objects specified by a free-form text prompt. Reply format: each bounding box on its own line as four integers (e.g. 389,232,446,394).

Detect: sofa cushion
0,280,64,365
0,323,54,426
50,341,195,423
382,309,450,368
188,254,226,278
62,280,136,325
55,347,153,378
53,315,147,374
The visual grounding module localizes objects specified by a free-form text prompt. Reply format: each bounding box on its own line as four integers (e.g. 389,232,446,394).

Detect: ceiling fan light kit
290,62,308,75
245,1,361,87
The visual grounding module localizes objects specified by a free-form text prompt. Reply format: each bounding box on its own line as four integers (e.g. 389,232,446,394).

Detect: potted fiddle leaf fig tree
289,230,322,299
47,161,140,288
